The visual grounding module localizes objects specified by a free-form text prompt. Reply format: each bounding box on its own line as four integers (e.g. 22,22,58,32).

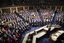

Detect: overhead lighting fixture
12,4,14,6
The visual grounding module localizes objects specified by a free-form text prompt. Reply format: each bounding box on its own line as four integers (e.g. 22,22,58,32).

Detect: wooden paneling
57,6,61,9
2,8,10,13
18,7,23,12
11,8,16,12
25,6,28,10
62,6,64,11
29,6,33,10
51,6,55,10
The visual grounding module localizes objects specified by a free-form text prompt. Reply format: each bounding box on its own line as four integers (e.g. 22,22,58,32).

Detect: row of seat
18,9,64,26
0,26,22,43
0,13,31,43
50,30,64,43
40,9,64,23
19,10,41,23
0,13,30,31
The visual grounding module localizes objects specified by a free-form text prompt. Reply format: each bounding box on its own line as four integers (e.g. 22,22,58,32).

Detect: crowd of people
0,9,64,43
0,13,30,43
18,9,64,25
19,10,41,23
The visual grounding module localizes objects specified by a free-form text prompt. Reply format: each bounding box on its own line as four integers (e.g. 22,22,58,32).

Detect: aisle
36,37,49,43
22,27,40,39
51,13,57,24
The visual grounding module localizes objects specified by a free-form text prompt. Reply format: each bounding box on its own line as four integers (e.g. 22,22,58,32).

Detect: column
60,6,62,11
0,8,2,13
50,6,51,9
28,6,29,10
23,6,25,10
33,6,35,9
46,6,47,9
10,8,12,13
55,6,57,10
16,7,18,12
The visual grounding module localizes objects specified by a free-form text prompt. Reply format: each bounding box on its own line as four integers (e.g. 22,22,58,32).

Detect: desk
51,25,61,28
22,24,61,43
22,25,47,43
50,30,64,43
2,20,16,26
50,27,55,31
32,31,46,43
49,24,61,31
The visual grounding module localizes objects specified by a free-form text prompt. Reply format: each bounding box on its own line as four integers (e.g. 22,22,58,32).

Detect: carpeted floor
21,26,52,43
22,27,40,39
